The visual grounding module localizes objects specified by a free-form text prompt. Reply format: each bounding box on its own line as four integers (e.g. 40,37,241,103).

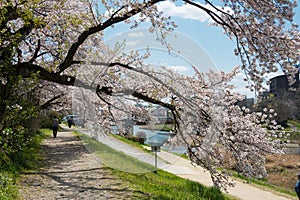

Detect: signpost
147,135,164,174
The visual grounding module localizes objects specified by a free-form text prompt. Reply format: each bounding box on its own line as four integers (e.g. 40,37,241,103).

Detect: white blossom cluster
218,0,300,90
7,104,23,110
1,128,13,136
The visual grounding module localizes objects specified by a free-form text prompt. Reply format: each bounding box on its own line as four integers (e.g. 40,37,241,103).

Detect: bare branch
40,93,65,110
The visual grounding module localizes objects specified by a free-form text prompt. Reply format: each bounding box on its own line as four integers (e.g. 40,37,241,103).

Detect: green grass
138,124,174,131
286,131,300,142
75,131,233,200
0,129,49,200
287,120,300,129
286,120,300,141
112,134,151,152
0,172,20,200
115,169,231,200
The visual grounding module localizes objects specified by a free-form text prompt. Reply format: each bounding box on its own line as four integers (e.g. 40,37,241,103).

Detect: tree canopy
1,0,299,189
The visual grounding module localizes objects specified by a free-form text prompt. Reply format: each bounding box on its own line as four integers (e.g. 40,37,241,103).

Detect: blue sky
103,0,300,98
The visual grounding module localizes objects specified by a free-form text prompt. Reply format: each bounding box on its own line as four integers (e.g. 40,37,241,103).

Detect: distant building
269,69,299,97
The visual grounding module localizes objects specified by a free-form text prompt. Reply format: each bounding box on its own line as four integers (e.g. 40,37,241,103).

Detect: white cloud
157,1,233,22
128,31,145,38
157,1,210,22
166,65,189,72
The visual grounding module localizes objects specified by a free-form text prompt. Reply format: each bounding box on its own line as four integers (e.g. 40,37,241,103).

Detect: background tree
1,0,299,189
255,85,300,127
255,92,298,126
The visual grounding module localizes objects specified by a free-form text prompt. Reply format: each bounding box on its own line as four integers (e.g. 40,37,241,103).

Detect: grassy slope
75,131,234,200
0,129,50,200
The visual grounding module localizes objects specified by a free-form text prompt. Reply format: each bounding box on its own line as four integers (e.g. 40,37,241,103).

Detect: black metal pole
154,147,157,174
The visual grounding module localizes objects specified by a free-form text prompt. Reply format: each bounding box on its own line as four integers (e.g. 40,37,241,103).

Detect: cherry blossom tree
1,0,299,189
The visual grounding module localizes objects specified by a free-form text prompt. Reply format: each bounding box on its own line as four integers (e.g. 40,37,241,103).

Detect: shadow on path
18,130,142,200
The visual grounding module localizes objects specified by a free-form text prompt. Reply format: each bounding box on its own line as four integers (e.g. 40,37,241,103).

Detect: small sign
151,146,161,152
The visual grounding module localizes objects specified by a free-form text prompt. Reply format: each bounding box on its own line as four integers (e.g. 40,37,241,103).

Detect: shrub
0,130,45,199
0,173,19,200
38,110,62,129
125,135,146,144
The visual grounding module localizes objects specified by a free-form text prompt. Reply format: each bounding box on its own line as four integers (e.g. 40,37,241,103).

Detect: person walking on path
67,117,73,128
52,116,59,138
295,174,300,200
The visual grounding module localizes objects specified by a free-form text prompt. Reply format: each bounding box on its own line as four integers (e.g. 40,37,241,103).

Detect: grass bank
0,129,49,200
115,169,230,200
92,130,299,199
75,131,234,200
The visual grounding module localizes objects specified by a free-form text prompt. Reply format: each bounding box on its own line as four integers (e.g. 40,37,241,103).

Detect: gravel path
18,130,141,200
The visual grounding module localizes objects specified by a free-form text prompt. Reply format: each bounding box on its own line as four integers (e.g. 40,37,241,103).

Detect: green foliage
0,0,44,163
255,90,300,126
0,127,29,160
0,129,47,200
0,74,41,164
0,129,45,170
0,172,19,200
38,110,62,129
125,135,146,144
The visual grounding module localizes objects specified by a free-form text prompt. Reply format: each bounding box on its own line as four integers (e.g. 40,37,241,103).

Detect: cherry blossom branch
15,62,91,89
183,0,227,26
106,62,207,115
15,60,183,127
58,0,163,73
28,39,41,63
87,1,99,25
40,93,65,110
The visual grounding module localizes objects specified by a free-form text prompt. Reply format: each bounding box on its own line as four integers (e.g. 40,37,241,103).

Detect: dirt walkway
18,130,139,200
